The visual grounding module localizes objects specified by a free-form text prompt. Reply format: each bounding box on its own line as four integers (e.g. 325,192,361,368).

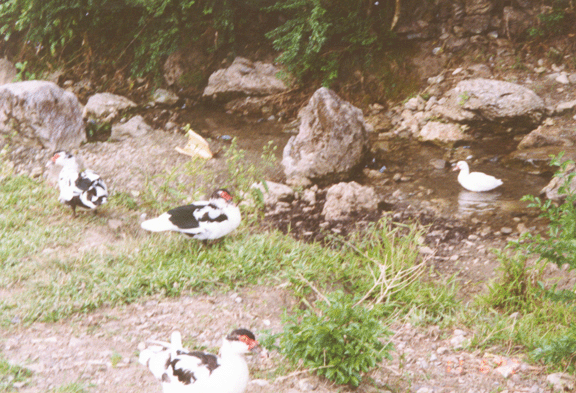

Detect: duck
50,151,108,216
140,189,241,240
139,329,263,393
453,161,503,192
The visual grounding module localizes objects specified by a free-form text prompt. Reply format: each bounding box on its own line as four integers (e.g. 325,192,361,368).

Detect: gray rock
541,161,576,201
0,58,17,85
110,115,151,141
556,73,570,85
202,57,287,101
322,181,378,221
555,99,576,115
282,88,369,185
517,125,571,150
0,81,86,150
433,78,545,131
151,88,179,105
83,92,136,123
251,181,294,208
419,121,472,146
546,373,575,392
224,96,276,117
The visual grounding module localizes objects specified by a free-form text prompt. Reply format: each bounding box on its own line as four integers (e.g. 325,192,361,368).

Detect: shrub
511,154,576,271
265,0,395,85
276,292,393,387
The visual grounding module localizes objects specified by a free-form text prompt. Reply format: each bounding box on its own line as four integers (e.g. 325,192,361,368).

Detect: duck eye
239,335,257,349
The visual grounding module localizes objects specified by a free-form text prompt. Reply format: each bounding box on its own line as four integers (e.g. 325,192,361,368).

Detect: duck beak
452,165,459,171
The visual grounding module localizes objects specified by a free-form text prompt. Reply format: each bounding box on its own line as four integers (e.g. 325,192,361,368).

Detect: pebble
500,227,513,235
437,346,449,355
556,73,570,84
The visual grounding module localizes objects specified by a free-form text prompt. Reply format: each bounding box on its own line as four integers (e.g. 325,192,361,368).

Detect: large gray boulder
282,88,370,185
83,92,136,123
0,81,85,150
433,78,545,131
202,57,287,101
322,181,378,221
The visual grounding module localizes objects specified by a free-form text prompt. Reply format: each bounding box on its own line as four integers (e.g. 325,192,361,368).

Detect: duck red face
217,190,233,203
238,334,259,351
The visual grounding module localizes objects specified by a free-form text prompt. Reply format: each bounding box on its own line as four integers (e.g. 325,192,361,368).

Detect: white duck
50,151,108,216
453,161,503,192
141,189,241,240
139,329,263,393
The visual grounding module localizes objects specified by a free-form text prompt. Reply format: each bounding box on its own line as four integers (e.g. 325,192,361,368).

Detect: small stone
420,246,434,255
500,227,513,234
556,73,570,84
437,346,449,355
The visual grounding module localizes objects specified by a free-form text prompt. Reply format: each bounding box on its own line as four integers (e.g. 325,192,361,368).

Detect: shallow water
182,105,550,222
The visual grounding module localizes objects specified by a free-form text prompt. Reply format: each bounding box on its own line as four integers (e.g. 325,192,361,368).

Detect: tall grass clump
474,154,576,369
263,218,459,386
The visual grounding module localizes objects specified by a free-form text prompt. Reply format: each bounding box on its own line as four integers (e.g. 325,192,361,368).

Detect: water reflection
457,190,502,214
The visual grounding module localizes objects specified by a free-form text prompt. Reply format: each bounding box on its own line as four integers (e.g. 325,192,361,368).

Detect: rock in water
0,81,85,150
282,87,369,186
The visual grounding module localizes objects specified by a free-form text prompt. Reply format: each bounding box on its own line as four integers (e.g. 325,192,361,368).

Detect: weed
110,351,123,368
458,91,470,106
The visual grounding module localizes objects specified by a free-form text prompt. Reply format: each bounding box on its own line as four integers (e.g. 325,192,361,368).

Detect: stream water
181,105,551,226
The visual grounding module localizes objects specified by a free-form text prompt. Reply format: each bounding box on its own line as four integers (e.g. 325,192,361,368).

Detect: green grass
0,356,32,392
48,382,91,393
0,173,459,325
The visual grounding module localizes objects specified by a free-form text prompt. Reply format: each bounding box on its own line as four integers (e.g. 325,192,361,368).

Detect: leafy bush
276,292,393,387
533,324,576,372
528,0,572,37
510,154,576,271
265,0,395,85
0,0,271,77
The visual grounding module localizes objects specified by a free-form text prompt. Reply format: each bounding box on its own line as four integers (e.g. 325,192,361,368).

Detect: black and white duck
50,151,108,216
140,189,241,240
139,329,263,393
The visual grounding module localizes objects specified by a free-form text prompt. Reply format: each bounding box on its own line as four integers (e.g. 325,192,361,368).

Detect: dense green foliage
528,0,573,37
0,0,398,86
276,292,393,386
477,155,576,371
512,154,576,271
265,0,394,85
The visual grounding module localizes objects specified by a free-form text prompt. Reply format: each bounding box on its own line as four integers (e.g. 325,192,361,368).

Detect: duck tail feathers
141,213,174,232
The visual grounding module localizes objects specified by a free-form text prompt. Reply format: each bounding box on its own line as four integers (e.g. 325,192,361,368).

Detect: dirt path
2,286,554,393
